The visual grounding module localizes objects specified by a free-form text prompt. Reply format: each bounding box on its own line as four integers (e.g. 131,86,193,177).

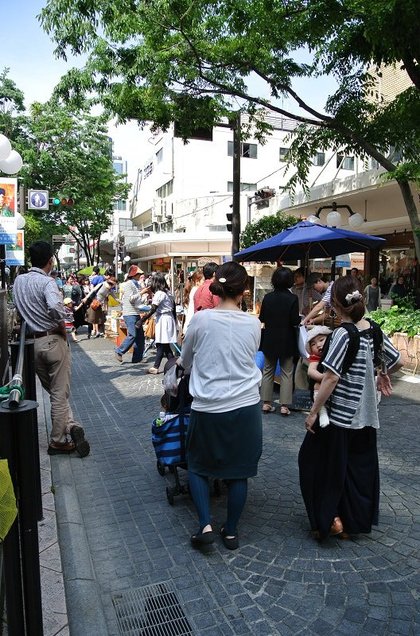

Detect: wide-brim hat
127,264,144,278
305,325,332,354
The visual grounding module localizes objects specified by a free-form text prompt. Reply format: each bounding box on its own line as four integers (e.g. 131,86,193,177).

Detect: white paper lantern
0,134,12,162
348,212,364,228
326,210,342,227
16,213,26,229
307,214,321,224
0,150,23,174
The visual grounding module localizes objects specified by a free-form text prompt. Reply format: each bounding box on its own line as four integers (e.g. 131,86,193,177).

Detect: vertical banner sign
0,177,17,244
6,230,25,265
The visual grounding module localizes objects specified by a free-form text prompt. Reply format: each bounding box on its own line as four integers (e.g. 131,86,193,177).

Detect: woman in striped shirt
299,276,401,540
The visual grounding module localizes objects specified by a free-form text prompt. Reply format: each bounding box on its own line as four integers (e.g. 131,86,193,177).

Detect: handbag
144,317,155,340
90,298,101,311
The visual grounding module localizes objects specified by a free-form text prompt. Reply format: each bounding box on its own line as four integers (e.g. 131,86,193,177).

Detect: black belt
30,328,61,339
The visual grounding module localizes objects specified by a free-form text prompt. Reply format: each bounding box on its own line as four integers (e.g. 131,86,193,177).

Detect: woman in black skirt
299,276,401,540
179,261,262,550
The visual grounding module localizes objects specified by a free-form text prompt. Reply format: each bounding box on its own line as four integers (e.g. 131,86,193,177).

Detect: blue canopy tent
235,221,385,263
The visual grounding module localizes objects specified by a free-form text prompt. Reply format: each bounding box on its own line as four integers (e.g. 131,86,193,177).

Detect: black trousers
298,422,379,538
154,343,174,369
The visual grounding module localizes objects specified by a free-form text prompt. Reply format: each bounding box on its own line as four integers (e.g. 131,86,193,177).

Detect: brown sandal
262,405,276,413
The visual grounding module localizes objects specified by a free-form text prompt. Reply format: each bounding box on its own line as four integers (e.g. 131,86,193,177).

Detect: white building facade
128,116,365,272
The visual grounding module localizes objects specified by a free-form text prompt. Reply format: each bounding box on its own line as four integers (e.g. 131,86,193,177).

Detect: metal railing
0,321,43,634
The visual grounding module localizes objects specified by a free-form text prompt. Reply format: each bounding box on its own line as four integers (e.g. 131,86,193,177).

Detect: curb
40,387,109,635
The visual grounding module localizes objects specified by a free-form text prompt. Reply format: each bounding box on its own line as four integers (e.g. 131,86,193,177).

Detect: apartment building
128,115,362,273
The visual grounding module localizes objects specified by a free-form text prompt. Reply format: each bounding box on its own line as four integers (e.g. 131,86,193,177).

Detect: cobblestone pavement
59,334,420,635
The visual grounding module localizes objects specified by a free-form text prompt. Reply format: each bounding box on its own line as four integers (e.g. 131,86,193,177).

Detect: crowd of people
12,242,403,553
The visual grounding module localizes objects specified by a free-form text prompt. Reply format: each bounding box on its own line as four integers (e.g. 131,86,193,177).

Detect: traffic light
52,196,75,207
226,212,233,232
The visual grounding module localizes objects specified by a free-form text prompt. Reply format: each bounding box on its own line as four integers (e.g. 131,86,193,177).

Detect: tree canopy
1,70,129,265
240,211,297,250
40,0,420,258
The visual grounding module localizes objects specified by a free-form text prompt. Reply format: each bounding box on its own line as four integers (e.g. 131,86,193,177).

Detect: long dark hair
209,261,249,299
150,272,170,294
332,276,365,322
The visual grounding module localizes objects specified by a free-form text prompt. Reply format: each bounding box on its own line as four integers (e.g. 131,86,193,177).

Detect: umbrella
235,221,385,262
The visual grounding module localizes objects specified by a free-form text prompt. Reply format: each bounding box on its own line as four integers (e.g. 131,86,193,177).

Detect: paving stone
48,338,420,635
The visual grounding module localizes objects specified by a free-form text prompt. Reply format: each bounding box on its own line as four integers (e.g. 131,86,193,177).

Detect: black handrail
8,321,26,409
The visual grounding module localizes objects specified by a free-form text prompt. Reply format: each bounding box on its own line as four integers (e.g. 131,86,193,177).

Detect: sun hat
127,264,144,278
63,297,73,305
305,325,332,354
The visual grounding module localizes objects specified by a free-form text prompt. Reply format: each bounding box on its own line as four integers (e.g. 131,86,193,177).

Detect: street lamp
308,201,364,228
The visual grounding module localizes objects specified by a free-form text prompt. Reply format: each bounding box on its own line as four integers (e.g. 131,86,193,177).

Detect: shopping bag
297,325,310,359
152,414,189,465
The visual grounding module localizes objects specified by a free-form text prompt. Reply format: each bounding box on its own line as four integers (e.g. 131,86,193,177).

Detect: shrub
369,303,420,338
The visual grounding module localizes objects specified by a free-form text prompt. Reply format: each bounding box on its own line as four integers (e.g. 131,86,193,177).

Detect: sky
3,0,337,189
2,0,146,186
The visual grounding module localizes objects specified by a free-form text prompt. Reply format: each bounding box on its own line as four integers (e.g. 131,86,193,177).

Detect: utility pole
231,112,241,258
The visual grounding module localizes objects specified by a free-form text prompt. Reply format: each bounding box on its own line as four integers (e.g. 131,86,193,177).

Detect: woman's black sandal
220,527,239,550
190,529,215,547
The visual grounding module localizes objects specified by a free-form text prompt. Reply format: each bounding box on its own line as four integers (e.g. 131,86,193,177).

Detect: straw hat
127,264,144,278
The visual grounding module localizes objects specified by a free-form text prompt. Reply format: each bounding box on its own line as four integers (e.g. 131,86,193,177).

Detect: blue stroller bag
152,412,189,466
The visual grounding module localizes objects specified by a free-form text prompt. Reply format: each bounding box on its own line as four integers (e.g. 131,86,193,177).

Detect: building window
144,162,153,178
370,158,381,170
156,180,173,198
279,147,289,162
227,182,258,192
337,154,355,170
156,148,163,164
113,199,127,211
119,218,133,231
227,141,258,158
312,151,325,166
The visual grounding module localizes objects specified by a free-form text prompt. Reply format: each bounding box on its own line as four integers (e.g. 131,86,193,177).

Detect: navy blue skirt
186,403,262,479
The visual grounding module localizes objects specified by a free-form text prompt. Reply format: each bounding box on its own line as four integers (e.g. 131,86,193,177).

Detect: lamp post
307,201,364,228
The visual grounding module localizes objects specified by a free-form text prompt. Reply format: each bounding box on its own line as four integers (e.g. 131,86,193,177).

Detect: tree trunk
396,178,420,262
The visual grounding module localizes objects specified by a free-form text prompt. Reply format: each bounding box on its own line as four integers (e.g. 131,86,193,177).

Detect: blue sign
28,189,49,210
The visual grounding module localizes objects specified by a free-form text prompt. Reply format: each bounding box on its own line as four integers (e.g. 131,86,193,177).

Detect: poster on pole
0,177,17,244
6,230,25,266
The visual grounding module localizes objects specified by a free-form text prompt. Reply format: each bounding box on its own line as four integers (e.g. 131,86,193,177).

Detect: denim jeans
115,314,145,362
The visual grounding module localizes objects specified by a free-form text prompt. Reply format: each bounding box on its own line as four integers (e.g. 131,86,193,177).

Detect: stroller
152,361,192,505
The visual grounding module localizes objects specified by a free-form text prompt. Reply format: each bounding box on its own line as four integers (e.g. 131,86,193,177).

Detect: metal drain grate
112,581,193,635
